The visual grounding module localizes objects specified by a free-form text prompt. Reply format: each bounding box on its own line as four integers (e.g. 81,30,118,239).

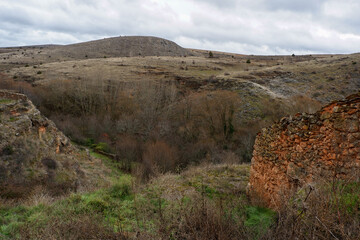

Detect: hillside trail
241,79,286,99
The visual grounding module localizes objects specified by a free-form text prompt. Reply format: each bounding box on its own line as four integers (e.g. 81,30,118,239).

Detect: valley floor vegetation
1,151,359,239
0,75,321,180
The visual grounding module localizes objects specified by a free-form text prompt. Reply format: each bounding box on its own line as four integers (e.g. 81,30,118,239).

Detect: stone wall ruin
249,92,360,207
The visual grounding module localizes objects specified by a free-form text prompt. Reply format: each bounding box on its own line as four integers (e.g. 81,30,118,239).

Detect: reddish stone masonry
249,92,360,208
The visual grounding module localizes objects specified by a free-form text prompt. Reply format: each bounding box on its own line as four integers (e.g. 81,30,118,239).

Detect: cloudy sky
0,0,360,55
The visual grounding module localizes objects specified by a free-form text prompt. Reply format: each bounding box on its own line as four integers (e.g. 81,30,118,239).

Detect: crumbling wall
249,93,360,207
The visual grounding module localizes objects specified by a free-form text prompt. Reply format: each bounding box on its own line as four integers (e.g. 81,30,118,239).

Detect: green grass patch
0,175,136,238
89,151,124,179
9,116,18,122
329,181,360,215
0,99,13,104
245,206,276,239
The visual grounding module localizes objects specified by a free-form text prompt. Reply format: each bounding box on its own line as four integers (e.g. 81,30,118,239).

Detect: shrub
108,182,131,200
140,141,179,181
312,92,321,98
263,180,360,239
2,145,14,155
37,71,42,74
209,51,214,58
19,214,126,240
46,179,75,197
0,184,32,199
85,138,95,146
93,142,111,153
143,193,251,239
246,59,251,64
115,136,141,172
41,157,57,170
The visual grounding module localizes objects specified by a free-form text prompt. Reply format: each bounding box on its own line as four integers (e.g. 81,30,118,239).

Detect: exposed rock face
0,90,109,199
249,92,360,207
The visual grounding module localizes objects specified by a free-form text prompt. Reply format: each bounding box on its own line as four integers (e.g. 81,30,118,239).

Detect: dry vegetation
1,159,359,239
1,38,360,239
0,74,323,181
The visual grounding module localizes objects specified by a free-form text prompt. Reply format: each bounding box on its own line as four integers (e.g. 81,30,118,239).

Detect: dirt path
243,80,286,99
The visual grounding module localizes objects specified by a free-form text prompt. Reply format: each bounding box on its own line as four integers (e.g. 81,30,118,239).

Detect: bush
139,141,179,181
263,180,360,239
115,136,141,172
312,92,321,98
2,145,14,155
41,157,57,170
108,183,131,200
0,184,32,199
93,142,111,153
246,59,251,64
19,214,126,240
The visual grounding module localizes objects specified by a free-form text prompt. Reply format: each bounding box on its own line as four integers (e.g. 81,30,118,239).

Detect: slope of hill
0,36,360,239
0,36,191,67
58,36,191,58
0,90,110,200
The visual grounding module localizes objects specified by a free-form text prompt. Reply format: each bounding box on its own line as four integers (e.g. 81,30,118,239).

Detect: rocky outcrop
249,92,360,207
0,90,109,199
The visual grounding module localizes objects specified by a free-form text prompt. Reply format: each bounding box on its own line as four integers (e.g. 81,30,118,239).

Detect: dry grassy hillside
2,49,359,120
0,36,190,68
0,90,111,202
1,37,360,240
1,38,359,168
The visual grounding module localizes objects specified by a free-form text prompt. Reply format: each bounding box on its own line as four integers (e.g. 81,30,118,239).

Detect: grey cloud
262,0,327,12
194,0,238,8
0,0,359,54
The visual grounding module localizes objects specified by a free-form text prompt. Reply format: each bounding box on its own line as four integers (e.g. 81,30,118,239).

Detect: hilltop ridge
0,36,191,65
60,36,191,58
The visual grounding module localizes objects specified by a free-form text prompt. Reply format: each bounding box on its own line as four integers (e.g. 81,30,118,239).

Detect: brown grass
262,179,360,240
19,214,127,240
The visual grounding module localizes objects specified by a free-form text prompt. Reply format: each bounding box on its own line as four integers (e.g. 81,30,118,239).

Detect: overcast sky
1,0,360,54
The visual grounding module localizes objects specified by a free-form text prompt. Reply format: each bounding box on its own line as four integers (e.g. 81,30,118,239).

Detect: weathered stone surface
249,92,360,208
